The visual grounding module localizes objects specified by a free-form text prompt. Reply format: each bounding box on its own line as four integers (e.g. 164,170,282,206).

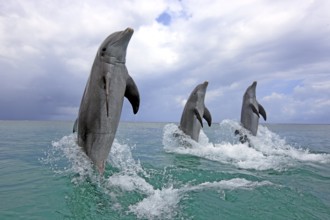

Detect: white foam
250,125,330,164
128,177,273,219
46,132,275,220
109,140,148,177
48,134,274,219
187,178,273,192
48,134,94,183
106,140,154,195
162,121,330,171
107,174,154,194
128,186,181,220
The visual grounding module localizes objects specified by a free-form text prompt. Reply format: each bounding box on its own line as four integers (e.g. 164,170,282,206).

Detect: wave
43,133,272,220
128,178,272,220
163,120,330,171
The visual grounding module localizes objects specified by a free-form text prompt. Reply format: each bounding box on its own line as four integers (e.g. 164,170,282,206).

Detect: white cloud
128,23,184,78
0,0,329,123
175,96,187,108
261,76,330,123
262,92,285,102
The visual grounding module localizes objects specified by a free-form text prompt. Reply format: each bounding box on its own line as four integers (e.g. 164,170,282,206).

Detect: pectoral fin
258,103,267,121
203,107,212,127
125,76,140,114
250,103,260,118
73,118,78,133
194,108,203,128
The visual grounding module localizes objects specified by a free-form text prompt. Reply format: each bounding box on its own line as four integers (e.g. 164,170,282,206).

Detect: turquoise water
0,120,330,219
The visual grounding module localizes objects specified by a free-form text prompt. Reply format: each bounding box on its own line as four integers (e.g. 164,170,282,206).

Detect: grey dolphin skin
179,81,212,142
240,81,266,136
74,28,140,174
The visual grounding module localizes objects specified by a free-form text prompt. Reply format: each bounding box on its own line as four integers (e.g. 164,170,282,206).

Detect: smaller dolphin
240,81,266,136
179,81,212,142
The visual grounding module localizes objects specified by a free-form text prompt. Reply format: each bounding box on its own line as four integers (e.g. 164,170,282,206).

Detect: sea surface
0,120,330,220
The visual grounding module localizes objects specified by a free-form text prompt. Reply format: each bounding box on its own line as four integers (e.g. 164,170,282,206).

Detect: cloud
262,75,330,123
0,0,330,123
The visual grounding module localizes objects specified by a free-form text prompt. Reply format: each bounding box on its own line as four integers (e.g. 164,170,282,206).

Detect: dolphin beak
125,27,134,33
123,28,134,38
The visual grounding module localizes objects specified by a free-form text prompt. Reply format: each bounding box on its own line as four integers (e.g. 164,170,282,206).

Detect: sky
0,0,330,123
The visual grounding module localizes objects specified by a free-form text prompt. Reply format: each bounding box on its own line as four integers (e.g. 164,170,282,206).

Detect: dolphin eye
101,47,106,56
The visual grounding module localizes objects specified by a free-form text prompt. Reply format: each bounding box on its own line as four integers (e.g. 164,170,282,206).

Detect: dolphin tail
194,108,203,127
203,107,212,127
73,118,78,133
250,103,260,118
258,103,267,121
125,76,140,114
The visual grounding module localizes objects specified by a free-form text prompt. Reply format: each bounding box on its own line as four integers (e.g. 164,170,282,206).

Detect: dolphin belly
180,113,202,141
84,133,115,173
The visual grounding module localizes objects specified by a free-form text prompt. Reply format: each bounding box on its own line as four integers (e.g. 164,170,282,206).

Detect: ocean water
0,120,330,220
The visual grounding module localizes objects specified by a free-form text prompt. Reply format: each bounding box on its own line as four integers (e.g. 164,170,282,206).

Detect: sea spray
163,121,330,171
45,131,276,220
128,178,273,219
5,121,329,220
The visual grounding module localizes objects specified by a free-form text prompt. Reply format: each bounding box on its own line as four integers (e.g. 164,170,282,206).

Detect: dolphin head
189,81,208,103
244,81,257,99
98,27,134,63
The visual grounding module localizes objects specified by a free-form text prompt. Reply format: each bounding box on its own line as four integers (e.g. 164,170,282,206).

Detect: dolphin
240,81,266,136
74,28,140,174
179,81,212,142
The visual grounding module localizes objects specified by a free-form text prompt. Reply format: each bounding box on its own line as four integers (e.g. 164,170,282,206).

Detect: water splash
163,120,330,171
41,133,94,183
43,132,275,220
128,178,272,220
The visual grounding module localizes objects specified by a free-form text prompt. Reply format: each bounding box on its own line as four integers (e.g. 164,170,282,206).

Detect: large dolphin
74,28,140,174
240,81,266,136
179,81,212,142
